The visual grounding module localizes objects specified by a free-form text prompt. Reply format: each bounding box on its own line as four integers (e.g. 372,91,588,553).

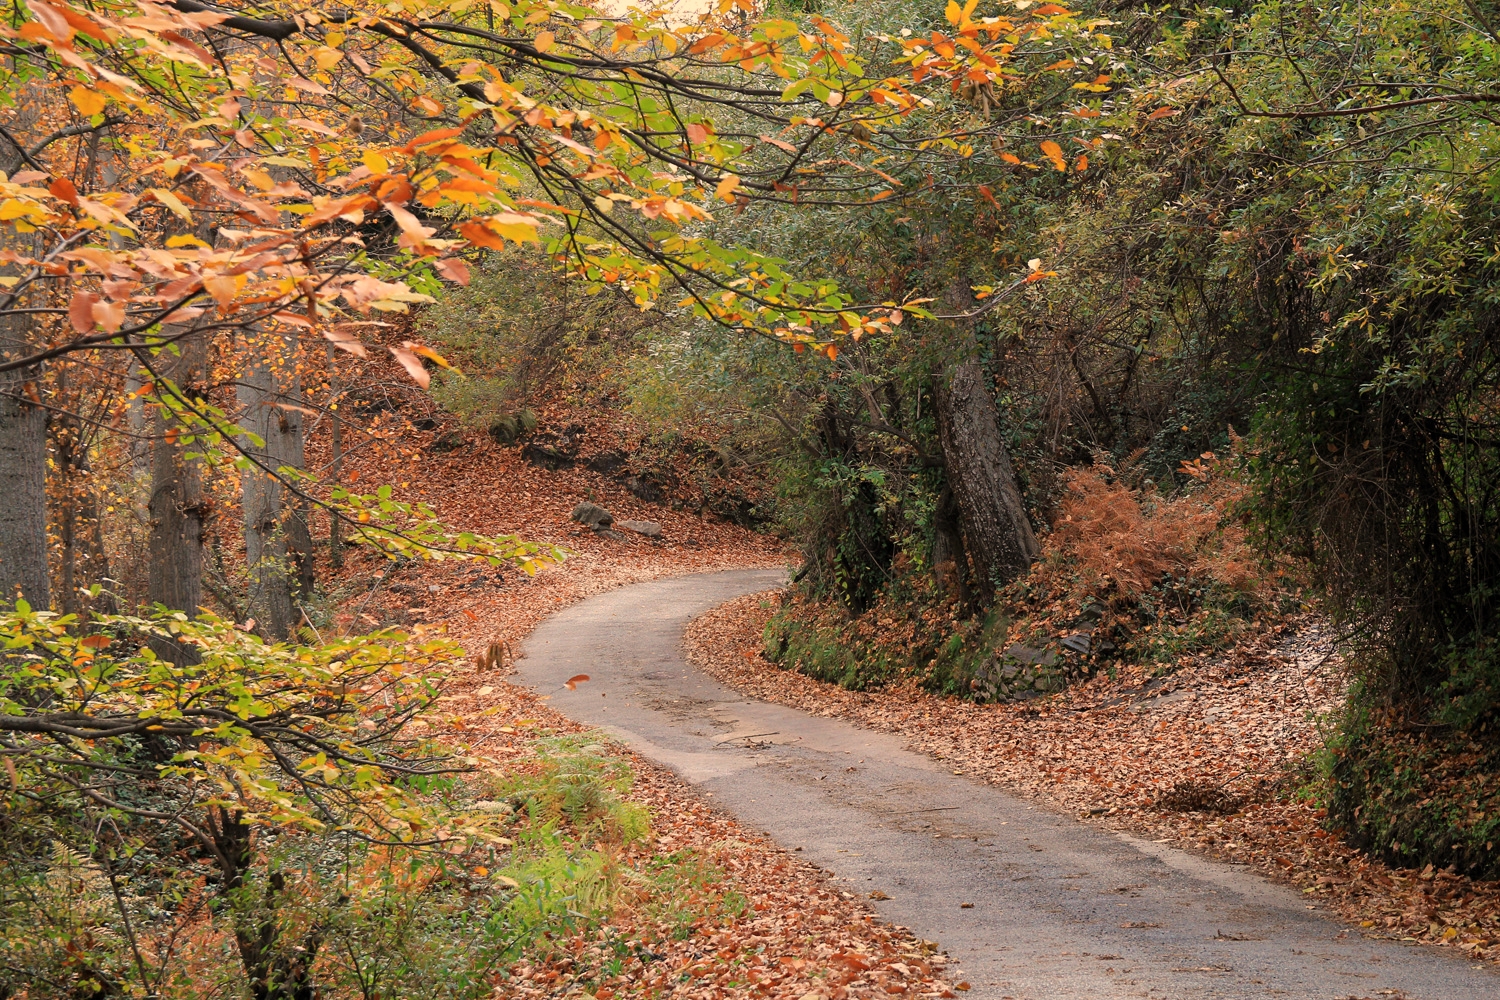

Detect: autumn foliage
1043,454,1262,602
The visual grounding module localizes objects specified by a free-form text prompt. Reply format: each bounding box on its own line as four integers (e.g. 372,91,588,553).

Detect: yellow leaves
945,0,980,27
312,46,343,70
1040,140,1067,171
68,85,106,116
716,174,741,202
362,150,391,176
457,212,540,251
147,187,191,221
240,167,276,192
533,30,554,53
1072,74,1112,93
406,341,458,372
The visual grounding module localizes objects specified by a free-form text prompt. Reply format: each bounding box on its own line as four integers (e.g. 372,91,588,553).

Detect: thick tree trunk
931,284,1039,598
0,371,49,610
238,334,311,641
0,226,50,611
148,334,207,641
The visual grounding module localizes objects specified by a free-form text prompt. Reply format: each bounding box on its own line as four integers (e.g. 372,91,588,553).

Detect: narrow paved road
515,569,1500,1000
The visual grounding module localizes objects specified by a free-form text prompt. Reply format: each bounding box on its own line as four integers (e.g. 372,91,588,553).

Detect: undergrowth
1326,705,1500,881
765,454,1284,701
0,733,749,999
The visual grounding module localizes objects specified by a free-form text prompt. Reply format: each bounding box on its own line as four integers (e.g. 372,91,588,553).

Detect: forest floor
684,591,1500,970
322,420,965,998
327,395,1495,992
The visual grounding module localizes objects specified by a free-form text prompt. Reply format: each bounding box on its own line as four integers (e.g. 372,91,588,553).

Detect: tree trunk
238,334,311,641
0,371,49,611
326,341,343,569
0,228,50,611
147,335,207,658
931,483,972,607
931,285,1039,598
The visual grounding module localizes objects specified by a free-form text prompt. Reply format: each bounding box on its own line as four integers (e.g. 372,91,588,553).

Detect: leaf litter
685,591,1500,967
321,405,953,998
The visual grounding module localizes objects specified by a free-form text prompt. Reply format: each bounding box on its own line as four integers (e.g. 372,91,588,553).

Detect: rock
521,441,574,470
626,474,664,502
1060,633,1092,655
593,528,628,542
585,450,627,474
617,519,662,537
571,502,614,528
1004,643,1059,668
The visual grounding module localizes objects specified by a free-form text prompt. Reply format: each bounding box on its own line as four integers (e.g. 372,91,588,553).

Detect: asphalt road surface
514,568,1500,1000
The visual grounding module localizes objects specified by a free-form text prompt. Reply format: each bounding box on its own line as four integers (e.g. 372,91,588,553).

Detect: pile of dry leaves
686,591,1500,967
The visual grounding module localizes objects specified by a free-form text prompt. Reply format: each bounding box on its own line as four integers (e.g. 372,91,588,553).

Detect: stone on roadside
617,519,662,537
571,502,613,528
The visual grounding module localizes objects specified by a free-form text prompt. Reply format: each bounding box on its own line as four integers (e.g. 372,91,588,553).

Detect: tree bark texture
930,283,1040,596
0,226,50,611
0,371,49,610
238,334,311,641
147,336,208,619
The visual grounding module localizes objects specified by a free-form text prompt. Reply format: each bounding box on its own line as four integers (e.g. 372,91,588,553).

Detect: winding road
514,569,1500,1000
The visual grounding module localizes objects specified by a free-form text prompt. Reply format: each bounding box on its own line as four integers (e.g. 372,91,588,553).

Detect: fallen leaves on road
685,591,1500,966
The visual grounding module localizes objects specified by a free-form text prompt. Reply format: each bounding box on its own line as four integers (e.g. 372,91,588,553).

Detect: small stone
1060,633,1092,655
616,519,662,537
571,502,613,527
593,528,628,542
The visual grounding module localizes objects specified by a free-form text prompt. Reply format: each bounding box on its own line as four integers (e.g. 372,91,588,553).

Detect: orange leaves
48,176,79,206
434,258,471,285
402,126,467,154
1039,140,1068,172
563,674,590,690
1147,106,1179,120
67,290,96,333
388,340,456,388
203,274,239,309
389,343,431,389
322,325,368,358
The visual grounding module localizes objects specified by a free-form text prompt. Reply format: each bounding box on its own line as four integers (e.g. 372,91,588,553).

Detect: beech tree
0,0,1117,610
